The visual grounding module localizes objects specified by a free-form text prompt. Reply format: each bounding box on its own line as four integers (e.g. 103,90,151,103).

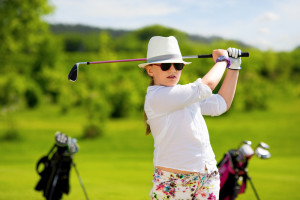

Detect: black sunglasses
153,63,185,71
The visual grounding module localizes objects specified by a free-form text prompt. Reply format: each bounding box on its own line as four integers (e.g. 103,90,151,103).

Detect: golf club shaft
86,52,249,65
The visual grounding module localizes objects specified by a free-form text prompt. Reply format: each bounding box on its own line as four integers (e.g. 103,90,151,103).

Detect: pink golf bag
217,141,271,200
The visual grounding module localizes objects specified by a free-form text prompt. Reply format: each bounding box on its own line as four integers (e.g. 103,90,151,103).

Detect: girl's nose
169,64,176,72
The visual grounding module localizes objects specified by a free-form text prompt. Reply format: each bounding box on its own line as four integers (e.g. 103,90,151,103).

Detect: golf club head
68,138,79,155
55,131,69,147
258,142,270,150
68,64,79,82
255,147,271,159
242,140,252,146
239,143,255,158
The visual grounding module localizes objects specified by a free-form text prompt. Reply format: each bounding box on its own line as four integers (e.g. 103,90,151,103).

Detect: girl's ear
146,65,153,77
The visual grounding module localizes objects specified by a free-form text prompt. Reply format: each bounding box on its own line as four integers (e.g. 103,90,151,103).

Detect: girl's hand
212,49,229,63
227,47,242,70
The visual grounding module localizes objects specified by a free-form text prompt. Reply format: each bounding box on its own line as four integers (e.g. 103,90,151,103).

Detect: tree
0,0,54,140
0,0,53,66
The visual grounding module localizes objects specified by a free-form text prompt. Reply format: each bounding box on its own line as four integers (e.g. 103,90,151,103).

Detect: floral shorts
150,168,220,200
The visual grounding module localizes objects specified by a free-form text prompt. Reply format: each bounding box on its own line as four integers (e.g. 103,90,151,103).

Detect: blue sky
46,0,300,51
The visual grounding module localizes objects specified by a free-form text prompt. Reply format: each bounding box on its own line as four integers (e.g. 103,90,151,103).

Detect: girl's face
146,63,182,87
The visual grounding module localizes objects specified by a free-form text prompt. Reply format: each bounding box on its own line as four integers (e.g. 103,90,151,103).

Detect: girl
138,36,241,200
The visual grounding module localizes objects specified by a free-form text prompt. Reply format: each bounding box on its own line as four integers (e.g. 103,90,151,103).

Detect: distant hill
49,23,252,48
49,23,129,38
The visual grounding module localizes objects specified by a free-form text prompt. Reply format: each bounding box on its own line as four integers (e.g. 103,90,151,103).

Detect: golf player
139,36,241,200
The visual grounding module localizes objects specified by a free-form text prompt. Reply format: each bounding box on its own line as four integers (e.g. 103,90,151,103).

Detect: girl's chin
154,78,179,86
162,81,179,87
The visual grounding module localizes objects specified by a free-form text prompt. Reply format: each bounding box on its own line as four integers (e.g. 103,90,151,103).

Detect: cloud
258,27,271,34
275,0,300,19
257,12,280,22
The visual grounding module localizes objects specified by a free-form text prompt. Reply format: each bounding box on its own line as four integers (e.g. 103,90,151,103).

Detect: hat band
147,54,183,63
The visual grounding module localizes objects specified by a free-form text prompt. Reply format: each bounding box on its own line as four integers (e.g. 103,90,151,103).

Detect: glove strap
216,56,231,68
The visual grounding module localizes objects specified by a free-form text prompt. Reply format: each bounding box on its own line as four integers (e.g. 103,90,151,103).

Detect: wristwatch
216,56,231,68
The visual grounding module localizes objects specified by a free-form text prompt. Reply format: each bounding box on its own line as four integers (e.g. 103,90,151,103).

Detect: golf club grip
197,52,249,58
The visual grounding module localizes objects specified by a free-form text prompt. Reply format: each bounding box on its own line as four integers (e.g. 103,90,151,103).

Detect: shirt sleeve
199,94,227,116
146,78,212,114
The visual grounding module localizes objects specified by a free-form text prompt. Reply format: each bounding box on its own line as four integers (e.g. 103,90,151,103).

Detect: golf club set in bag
35,132,89,200
218,141,271,200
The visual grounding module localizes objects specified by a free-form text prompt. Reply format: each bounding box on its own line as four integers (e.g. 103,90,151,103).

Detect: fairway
0,98,299,200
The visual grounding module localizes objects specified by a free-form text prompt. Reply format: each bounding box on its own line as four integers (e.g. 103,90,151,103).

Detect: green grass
0,97,299,199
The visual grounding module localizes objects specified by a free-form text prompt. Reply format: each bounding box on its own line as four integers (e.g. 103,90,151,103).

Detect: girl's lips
167,75,176,79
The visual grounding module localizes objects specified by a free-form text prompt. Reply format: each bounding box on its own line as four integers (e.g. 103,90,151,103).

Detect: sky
45,0,300,51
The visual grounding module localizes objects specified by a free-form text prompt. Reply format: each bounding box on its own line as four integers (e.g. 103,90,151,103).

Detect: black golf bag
35,132,78,200
217,141,271,200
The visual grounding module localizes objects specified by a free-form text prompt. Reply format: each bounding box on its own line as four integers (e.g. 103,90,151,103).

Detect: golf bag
35,132,79,200
217,141,271,200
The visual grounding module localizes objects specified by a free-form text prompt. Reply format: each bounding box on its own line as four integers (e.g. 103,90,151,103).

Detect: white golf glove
227,47,242,70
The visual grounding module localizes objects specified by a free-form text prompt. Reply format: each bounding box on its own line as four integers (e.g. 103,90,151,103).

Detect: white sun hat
138,36,191,68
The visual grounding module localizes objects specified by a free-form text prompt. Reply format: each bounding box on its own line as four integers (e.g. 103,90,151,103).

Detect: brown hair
144,77,154,135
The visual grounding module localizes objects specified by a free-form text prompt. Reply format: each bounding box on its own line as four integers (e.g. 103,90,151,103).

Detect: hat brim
138,60,191,68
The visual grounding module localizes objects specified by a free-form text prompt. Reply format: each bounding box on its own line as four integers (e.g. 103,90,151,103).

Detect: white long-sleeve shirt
144,78,227,173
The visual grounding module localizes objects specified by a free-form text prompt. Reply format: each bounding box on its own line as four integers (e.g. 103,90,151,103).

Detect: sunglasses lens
174,63,184,70
160,63,171,71
160,63,184,71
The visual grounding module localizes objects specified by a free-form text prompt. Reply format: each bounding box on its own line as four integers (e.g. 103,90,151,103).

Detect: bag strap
35,144,56,175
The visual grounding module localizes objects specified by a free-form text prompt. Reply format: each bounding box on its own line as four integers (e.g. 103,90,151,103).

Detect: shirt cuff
216,94,227,114
194,78,212,100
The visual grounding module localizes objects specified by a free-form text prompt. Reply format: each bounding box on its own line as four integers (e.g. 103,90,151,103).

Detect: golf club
68,52,249,82
255,142,271,159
